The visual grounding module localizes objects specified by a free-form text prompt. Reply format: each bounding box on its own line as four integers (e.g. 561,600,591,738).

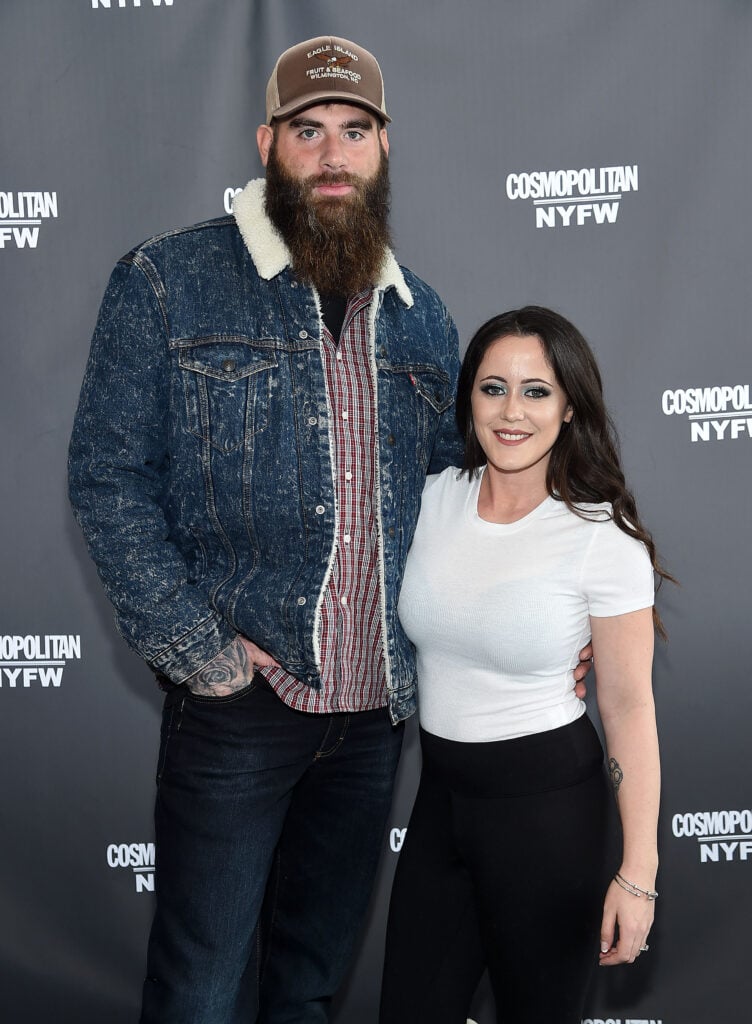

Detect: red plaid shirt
262,291,387,712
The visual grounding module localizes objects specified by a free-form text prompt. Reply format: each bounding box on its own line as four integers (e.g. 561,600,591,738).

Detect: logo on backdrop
107,842,155,892
0,191,58,249
389,827,407,853
0,635,81,688
505,165,638,228
581,1018,663,1023
672,808,752,864
661,385,752,442
224,187,242,215
91,0,174,9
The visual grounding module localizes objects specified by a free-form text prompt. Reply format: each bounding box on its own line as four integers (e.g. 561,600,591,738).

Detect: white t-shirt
398,467,655,742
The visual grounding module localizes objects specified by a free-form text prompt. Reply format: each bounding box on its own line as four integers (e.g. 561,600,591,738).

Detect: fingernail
601,942,609,953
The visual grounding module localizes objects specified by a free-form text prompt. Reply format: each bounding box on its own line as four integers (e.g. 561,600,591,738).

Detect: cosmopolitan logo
506,165,638,228
224,187,242,215
92,0,174,8
0,635,81,688
661,385,752,442
107,842,155,893
672,809,752,864
0,191,58,249
581,1019,662,1024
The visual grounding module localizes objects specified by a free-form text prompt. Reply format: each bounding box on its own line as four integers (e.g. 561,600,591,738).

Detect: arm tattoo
184,637,253,696
608,757,624,796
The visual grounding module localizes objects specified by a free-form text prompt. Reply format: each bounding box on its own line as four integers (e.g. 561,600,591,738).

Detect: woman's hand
598,874,655,965
573,640,593,699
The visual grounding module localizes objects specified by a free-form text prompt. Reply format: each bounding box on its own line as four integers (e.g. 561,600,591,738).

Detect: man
69,35,590,1023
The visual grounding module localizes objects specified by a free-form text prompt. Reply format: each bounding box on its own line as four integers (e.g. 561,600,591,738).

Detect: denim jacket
69,179,462,723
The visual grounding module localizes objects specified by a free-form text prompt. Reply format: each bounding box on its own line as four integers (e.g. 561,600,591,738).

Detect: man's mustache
306,173,362,189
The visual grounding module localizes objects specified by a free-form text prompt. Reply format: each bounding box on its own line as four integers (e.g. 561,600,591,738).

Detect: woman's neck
476,466,549,524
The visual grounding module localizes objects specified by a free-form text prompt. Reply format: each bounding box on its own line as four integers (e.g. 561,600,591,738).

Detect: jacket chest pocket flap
409,366,454,414
180,340,278,453
379,362,454,414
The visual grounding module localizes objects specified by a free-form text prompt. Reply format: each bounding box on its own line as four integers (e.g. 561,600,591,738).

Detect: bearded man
68,35,463,1024
69,34,595,1023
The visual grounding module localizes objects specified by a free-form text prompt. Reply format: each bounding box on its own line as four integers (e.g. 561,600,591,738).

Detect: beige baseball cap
265,35,390,125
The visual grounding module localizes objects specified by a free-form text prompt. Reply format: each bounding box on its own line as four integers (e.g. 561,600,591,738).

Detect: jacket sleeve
68,255,236,682
427,308,464,473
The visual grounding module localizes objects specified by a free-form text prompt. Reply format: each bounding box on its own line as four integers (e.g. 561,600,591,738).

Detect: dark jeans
380,716,612,1024
140,674,403,1024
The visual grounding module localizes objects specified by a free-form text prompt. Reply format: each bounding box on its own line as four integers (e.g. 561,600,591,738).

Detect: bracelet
614,872,659,900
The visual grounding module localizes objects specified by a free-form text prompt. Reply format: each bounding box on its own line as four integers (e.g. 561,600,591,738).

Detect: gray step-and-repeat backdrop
2,2,750,1022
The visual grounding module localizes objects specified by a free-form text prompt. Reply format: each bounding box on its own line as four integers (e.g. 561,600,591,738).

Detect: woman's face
470,333,572,487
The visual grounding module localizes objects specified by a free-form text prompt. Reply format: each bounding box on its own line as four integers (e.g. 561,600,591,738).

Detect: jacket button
388,526,395,537
299,329,309,340
297,596,306,605
222,359,236,372
315,505,325,515
308,416,317,426
387,434,396,445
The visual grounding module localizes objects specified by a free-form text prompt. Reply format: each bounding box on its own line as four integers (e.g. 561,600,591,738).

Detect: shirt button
297,596,306,605
308,416,317,426
336,352,343,361
299,329,309,340
315,505,325,515
342,411,349,420
340,596,348,606
343,534,351,544
344,472,353,481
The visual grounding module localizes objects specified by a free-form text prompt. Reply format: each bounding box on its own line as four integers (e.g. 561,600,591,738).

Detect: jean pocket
184,679,258,705
156,686,187,784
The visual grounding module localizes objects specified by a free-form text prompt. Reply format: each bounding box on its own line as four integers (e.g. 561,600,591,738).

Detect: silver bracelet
614,871,659,900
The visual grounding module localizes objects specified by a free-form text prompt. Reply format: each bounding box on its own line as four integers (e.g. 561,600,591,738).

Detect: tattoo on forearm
185,638,252,696
608,757,624,795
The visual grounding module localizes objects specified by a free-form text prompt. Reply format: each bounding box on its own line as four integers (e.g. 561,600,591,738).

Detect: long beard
264,145,392,296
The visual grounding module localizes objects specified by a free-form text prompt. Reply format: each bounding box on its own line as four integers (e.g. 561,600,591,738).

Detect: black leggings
380,715,613,1024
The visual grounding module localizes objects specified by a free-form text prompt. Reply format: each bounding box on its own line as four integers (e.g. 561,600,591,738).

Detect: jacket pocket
378,362,454,462
405,365,454,414
378,362,453,412
180,338,278,454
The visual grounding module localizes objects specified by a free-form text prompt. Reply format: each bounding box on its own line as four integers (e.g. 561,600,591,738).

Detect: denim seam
129,251,170,339
156,691,184,783
314,714,349,759
195,399,237,612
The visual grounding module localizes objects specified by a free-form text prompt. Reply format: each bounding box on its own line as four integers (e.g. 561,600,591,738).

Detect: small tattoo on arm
185,638,252,696
608,757,624,795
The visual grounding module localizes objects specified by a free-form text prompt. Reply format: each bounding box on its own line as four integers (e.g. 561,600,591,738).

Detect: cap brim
268,91,391,125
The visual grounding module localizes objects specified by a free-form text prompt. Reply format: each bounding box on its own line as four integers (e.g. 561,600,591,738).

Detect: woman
380,307,668,1024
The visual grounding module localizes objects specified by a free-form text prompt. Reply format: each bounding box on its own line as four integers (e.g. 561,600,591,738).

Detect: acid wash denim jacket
68,178,462,724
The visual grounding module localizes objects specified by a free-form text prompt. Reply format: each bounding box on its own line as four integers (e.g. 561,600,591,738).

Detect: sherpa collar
232,178,414,308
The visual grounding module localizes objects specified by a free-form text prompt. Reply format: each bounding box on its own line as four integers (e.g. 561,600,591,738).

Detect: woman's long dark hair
456,306,674,635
